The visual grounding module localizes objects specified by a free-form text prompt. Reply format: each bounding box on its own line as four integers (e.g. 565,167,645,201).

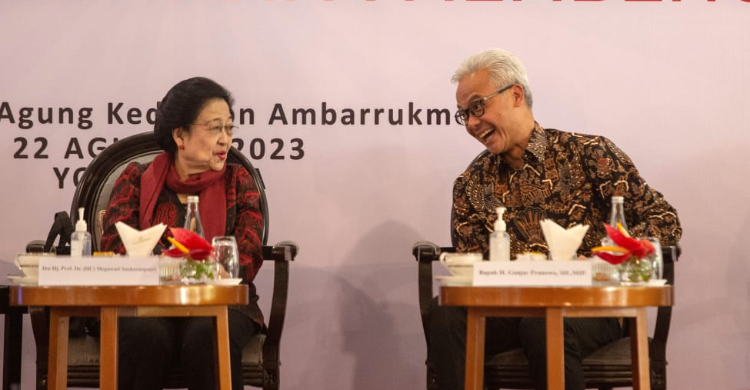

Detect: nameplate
38,257,160,286
473,261,592,286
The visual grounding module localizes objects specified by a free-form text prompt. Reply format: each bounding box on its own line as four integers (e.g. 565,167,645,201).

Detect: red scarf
140,152,227,241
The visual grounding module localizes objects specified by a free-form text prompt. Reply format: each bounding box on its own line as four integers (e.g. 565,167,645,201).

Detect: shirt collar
524,122,547,163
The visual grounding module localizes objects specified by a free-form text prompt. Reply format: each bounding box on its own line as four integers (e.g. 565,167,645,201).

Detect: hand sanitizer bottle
70,207,92,257
490,207,510,262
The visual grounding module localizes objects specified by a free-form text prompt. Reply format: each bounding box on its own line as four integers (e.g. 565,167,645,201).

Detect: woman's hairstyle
154,77,235,153
451,49,534,109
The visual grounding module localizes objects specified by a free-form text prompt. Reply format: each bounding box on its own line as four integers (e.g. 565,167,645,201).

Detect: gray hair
451,49,534,109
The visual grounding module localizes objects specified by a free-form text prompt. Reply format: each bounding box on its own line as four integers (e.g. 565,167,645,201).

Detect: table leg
545,308,565,390
48,309,69,390
464,308,485,390
100,307,119,390
214,308,232,390
630,308,650,390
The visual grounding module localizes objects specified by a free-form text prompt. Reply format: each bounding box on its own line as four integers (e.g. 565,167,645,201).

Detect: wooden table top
9,284,249,307
440,285,673,308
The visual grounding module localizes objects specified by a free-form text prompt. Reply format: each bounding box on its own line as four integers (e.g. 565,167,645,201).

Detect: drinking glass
643,237,663,281
212,236,239,279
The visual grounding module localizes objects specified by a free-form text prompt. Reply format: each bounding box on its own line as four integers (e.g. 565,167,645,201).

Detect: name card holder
473,261,592,287
39,257,160,286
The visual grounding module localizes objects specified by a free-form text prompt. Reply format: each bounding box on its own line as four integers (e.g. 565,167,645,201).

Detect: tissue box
473,261,592,286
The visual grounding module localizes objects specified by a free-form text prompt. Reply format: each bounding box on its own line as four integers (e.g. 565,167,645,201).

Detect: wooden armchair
412,241,679,390
29,132,297,390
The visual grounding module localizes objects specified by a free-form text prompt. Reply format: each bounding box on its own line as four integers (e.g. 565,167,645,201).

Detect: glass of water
211,236,240,279
643,237,663,281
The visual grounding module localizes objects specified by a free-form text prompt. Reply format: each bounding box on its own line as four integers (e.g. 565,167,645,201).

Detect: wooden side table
10,285,248,390
439,285,673,390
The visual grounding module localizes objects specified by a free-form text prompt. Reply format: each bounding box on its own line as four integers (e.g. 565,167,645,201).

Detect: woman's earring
178,145,185,150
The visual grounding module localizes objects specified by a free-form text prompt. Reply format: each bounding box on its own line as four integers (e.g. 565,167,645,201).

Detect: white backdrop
2,1,749,389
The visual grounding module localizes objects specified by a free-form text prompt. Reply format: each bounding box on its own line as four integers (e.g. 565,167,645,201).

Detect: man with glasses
428,49,681,390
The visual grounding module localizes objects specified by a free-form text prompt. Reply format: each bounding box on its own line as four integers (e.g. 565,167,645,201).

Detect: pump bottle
70,207,92,257
489,207,511,262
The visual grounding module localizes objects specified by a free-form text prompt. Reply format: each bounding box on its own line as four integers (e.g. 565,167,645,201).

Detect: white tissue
540,219,589,261
114,221,166,257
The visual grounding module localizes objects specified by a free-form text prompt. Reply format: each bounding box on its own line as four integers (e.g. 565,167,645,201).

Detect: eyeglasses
193,119,238,136
454,84,514,126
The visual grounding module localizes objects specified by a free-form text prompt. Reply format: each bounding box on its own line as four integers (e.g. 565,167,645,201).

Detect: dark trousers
428,297,622,390
118,311,259,390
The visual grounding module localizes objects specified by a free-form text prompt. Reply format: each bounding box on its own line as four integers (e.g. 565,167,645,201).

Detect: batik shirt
452,123,682,258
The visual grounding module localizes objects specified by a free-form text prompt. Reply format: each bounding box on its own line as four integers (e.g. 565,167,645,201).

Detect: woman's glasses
193,119,237,136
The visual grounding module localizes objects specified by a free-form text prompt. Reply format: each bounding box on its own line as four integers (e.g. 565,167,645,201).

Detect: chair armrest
26,240,47,253
412,242,455,343
262,241,299,261
259,241,297,374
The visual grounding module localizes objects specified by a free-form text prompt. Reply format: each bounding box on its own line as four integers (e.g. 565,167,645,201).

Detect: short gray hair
452,49,534,109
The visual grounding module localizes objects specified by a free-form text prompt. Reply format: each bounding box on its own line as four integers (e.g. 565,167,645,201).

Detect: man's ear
511,84,525,108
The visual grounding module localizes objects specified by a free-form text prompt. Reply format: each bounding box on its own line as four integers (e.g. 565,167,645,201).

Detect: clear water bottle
183,195,205,238
602,196,627,246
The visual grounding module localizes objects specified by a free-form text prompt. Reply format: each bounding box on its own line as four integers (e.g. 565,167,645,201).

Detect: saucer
206,278,242,286
436,275,472,286
620,279,668,287
7,275,38,285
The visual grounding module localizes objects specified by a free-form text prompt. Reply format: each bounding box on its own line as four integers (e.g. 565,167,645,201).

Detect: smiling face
455,69,532,160
172,98,233,179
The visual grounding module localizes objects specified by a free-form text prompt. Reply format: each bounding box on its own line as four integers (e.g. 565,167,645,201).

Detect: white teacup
439,252,483,278
14,254,40,278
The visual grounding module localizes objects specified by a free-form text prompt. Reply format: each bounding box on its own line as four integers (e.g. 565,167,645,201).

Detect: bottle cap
494,207,506,232
75,207,87,233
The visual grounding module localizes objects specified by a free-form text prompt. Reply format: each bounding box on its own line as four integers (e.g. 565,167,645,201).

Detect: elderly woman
100,77,263,390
